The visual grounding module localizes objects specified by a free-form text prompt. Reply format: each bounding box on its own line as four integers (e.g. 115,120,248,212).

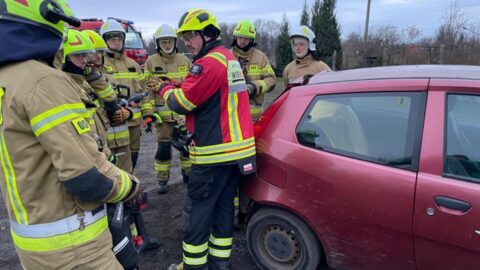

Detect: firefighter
283,25,331,89
157,9,256,270
100,19,154,170
145,24,192,194
0,1,140,269
231,19,276,121
83,29,134,172
62,29,129,163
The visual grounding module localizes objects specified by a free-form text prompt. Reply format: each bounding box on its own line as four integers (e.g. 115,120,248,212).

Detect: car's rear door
414,79,480,270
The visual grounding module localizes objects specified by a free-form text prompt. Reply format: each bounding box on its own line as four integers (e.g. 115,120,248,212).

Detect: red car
241,65,480,270
76,17,148,68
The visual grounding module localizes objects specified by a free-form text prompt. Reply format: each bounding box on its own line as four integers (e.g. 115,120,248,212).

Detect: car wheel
247,207,322,270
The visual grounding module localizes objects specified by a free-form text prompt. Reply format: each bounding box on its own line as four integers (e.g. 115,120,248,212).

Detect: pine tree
275,14,293,77
300,0,310,26
311,0,343,70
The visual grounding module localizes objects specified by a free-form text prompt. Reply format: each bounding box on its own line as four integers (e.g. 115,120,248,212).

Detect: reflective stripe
107,125,130,140
11,215,108,252
10,206,106,238
0,87,4,125
183,241,208,253
180,160,191,170
206,52,227,67
190,145,256,164
209,235,233,247
113,236,129,254
131,108,142,119
163,89,174,104
227,93,242,142
0,134,28,224
153,71,188,79
190,137,255,155
250,106,263,118
113,72,144,80
108,171,132,203
155,162,170,172
259,80,268,94
234,196,239,207
141,103,153,110
96,85,114,99
173,88,196,111
183,254,208,266
30,103,88,136
209,247,231,258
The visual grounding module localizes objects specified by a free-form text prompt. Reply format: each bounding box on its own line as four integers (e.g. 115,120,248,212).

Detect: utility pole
364,0,372,41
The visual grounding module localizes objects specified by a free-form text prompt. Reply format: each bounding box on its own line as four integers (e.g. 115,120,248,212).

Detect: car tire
246,207,322,270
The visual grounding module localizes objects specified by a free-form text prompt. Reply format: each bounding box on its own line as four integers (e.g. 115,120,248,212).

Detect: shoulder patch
72,118,91,135
189,64,203,75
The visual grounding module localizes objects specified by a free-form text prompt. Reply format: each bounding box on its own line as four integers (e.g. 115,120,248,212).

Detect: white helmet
290,25,316,51
99,19,126,40
154,24,177,54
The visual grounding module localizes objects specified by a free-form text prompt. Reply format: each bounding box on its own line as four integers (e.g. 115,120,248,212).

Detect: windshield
125,32,144,49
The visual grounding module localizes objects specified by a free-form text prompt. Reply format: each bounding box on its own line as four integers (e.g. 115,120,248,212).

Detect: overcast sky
69,0,480,40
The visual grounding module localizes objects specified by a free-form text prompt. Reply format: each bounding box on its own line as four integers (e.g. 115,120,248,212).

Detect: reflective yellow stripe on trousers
10,206,108,252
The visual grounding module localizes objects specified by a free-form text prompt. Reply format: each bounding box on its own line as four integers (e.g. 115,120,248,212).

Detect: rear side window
296,92,426,171
444,94,480,183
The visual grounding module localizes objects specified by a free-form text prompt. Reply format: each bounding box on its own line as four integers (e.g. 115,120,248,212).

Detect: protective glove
246,83,257,97
112,107,131,124
125,184,146,207
146,76,162,92
142,115,156,133
84,64,102,82
302,73,314,85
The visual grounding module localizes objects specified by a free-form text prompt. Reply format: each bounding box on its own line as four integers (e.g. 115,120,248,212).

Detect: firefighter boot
157,181,169,194
209,260,230,270
167,262,183,270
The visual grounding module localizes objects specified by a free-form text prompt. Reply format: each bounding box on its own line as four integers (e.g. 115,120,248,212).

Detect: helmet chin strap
295,49,309,59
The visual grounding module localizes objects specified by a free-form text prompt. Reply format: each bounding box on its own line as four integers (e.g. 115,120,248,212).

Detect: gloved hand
84,64,102,82
142,115,156,133
157,80,174,97
302,73,314,85
112,107,131,124
246,83,257,97
125,184,146,207
146,76,162,92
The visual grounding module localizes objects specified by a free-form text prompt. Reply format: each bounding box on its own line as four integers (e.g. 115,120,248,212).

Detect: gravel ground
0,80,286,270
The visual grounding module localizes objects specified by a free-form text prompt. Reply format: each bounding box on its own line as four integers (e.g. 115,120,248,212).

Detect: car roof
308,65,480,85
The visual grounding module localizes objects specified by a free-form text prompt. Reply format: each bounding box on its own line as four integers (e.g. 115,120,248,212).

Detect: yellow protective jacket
103,51,154,125
231,47,276,106
145,52,191,122
283,54,331,89
0,60,139,269
69,73,112,158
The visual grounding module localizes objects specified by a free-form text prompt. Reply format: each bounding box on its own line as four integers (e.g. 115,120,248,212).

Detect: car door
291,80,428,270
414,80,480,270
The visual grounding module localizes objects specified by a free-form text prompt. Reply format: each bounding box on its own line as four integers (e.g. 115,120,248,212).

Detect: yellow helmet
0,0,78,37
82,30,107,52
63,29,95,62
177,8,220,36
233,20,256,40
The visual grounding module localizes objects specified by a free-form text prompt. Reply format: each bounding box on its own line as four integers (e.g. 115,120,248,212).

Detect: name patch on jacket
72,118,91,135
128,67,136,72
189,64,203,75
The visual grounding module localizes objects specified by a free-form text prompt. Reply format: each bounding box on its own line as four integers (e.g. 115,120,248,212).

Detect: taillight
254,91,290,138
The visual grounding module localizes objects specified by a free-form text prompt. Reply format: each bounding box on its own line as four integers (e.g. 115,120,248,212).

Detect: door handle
434,196,471,212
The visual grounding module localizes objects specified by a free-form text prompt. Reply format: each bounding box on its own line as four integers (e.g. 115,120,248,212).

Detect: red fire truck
76,17,148,68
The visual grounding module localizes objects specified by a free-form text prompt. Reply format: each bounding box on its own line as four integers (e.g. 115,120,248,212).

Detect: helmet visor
291,37,309,58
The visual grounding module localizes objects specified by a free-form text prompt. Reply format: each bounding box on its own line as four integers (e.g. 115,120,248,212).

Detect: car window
444,94,480,183
296,92,426,171
125,32,144,49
